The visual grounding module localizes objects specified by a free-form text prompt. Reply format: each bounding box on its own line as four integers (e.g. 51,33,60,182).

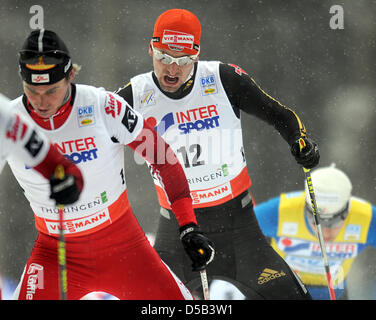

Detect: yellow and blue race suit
254,191,376,299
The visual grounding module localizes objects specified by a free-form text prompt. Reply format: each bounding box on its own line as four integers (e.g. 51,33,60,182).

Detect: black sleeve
114,82,134,107
219,63,306,145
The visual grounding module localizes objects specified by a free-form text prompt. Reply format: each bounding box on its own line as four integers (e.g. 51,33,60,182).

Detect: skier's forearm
127,120,197,226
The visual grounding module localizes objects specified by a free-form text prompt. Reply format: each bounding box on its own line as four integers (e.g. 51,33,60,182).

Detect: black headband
19,58,72,85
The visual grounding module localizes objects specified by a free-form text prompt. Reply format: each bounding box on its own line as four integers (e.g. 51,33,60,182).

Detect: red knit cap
152,9,201,55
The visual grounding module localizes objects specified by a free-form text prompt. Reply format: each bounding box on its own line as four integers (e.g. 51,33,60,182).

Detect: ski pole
298,138,336,300
55,165,68,300
198,249,210,300
200,269,210,300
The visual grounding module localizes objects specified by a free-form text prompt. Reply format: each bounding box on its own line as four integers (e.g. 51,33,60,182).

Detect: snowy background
0,0,375,293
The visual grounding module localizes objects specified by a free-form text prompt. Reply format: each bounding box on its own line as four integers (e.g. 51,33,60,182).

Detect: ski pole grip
54,165,65,209
298,137,306,152
297,138,311,172
54,164,65,180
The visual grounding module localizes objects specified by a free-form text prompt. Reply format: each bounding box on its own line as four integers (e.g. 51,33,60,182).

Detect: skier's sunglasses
19,50,69,65
152,46,199,66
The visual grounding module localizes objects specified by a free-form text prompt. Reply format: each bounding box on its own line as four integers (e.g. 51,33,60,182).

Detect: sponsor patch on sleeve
25,130,44,157
122,105,138,133
105,93,122,118
6,114,27,142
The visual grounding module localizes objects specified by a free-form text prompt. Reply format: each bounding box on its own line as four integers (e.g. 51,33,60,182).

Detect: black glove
290,137,320,169
180,223,215,272
50,174,80,205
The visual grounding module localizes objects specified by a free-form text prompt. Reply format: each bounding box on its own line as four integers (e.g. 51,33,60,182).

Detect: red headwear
152,9,201,55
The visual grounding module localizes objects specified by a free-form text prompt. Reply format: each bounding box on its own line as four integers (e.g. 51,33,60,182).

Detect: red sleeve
33,143,83,192
128,120,197,227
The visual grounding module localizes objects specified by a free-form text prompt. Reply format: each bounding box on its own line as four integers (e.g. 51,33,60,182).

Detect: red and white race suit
7,85,195,300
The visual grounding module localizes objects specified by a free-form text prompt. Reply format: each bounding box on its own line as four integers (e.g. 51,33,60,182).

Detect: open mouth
164,75,179,85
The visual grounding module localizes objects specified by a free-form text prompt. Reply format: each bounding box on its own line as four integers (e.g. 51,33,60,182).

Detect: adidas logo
258,268,286,284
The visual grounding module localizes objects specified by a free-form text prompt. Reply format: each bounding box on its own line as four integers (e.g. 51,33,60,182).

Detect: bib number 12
177,144,205,168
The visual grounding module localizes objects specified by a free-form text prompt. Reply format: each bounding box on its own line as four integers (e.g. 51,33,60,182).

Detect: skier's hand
50,165,82,205
180,223,215,271
290,137,320,169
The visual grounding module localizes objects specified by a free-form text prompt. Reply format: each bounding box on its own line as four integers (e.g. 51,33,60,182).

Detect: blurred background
0,0,375,296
